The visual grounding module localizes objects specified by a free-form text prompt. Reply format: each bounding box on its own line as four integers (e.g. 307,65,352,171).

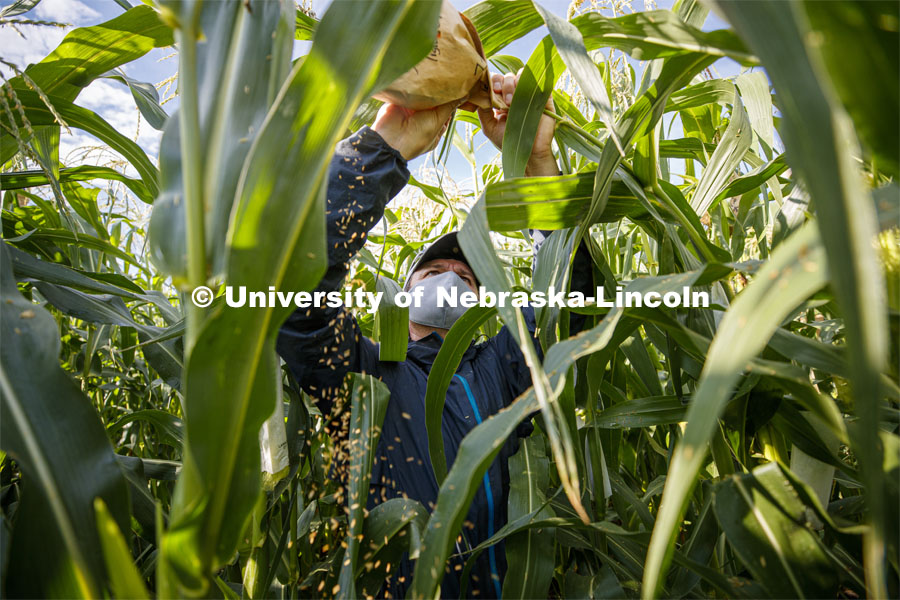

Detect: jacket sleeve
276,126,410,417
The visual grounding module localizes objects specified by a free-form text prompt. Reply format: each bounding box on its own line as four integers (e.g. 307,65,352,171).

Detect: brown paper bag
373,1,506,110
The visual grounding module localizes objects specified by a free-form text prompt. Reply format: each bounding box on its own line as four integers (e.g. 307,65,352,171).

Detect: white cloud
35,0,100,25
78,77,134,108
0,0,101,77
0,23,68,74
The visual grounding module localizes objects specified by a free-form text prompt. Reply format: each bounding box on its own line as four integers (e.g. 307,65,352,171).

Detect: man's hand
372,101,458,161
477,71,558,177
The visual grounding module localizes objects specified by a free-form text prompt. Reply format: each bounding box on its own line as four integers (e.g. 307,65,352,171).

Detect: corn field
1,0,898,598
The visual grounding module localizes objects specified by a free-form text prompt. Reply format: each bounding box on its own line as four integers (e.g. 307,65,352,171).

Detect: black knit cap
403,231,477,290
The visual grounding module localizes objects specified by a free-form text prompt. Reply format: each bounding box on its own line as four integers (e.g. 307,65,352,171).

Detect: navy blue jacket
276,127,590,599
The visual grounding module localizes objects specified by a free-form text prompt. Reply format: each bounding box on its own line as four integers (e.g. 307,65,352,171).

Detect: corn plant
1,0,897,598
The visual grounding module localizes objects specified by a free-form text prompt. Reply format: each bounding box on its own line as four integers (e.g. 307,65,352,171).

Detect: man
276,73,589,598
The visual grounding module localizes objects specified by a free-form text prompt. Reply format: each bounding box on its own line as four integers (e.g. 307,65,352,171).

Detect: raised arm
276,102,457,416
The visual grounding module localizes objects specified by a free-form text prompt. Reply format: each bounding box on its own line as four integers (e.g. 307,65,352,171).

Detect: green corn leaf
484,172,648,231
712,153,787,206
26,125,64,210
771,187,810,249
574,9,756,64
460,197,588,523
577,52,716,247
115,455,166,544
26,282,183,387
458,511,759,599
665,79,735,112
32,281,143,327
776,461,869,537
425,305,497,486
643,221,828,598
6,241,143,299
713,463,839,598
94,498,151,600
534,2,623,155
660,179,734,264
60,182,107,241
411,390,541,600
691,89,752,216
673,0,708,28
502,35,565,179
594,395,686,428
0,243,131,599
710,1,893,594
0,165,153,204
356,498,429,597
6,226,147,271
620,333,664,397
100,70,168,130
149,0,295,282
669,495,720,597
373,275,408,362
735,71,775,151
336,373,391,600
108,410,185,450
564,565,625,599
6,5,173,103
294,7,318,41
502,436,556,600
464,0,543,58
531,229,576,351
0,90,159,198
118,455,181,481
0,0,41,18
555,120,605,163
490,54,525,76
802,1,899,178
159,1,443,595
658,137,714,161
411,302,623,599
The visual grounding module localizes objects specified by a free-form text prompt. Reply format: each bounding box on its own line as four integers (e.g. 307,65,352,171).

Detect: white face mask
408,270,470,330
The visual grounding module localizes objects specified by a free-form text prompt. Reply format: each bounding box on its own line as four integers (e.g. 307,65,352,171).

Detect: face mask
408,270,471,330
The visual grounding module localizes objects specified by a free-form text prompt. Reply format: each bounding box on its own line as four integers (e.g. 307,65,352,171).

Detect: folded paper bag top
373,0,506,111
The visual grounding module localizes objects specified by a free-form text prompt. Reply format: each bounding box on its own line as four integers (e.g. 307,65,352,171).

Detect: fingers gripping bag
373,0,506,110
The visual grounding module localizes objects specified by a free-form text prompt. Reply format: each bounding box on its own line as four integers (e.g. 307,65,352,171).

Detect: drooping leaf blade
1,165,153,204
0,90,160,198
7,5,173,102
0,243,131,599
643,222,828,598
710,2,893,594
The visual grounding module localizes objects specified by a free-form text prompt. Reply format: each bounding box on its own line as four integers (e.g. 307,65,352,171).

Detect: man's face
408,258,477,293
